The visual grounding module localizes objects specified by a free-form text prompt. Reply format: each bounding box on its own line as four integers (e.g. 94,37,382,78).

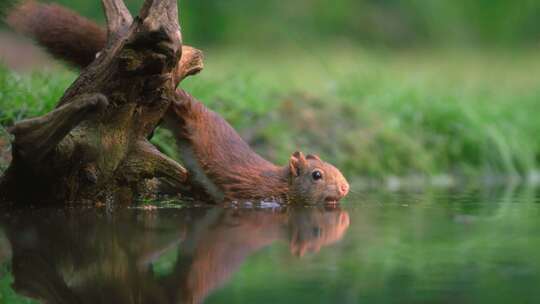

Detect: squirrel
6,1,350,204
165,91,349,203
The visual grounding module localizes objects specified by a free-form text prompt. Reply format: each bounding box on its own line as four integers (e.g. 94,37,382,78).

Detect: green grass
1,48,540,180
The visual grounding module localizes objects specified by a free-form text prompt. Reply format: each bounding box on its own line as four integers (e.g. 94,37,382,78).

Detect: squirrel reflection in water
1,206,349,304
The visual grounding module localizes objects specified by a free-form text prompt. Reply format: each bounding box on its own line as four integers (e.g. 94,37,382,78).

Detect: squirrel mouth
324,196,340,205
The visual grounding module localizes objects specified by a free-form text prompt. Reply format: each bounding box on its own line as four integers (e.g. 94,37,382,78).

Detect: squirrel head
287,151,349,205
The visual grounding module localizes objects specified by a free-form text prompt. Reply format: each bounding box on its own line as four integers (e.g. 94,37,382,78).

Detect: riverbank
1,47,540,181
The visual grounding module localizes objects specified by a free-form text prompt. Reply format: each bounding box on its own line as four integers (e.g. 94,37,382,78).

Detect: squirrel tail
5,1,107,68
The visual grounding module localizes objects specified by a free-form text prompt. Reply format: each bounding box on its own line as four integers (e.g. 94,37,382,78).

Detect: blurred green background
1,0,540,183
10,0,540,48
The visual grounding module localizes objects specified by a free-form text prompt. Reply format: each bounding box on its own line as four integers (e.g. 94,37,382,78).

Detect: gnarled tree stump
0,0,203,204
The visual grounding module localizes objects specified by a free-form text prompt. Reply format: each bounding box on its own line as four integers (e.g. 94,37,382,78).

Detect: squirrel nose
339,183,349,197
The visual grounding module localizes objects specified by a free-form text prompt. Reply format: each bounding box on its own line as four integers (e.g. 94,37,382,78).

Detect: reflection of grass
1,48,540,179
0,264,37,304
332,188,540,303
205,187,540,304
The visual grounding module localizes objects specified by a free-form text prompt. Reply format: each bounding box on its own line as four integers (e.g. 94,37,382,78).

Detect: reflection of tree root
0,126,12,172
2,206,349,303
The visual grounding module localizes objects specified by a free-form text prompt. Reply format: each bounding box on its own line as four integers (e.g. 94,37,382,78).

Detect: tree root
1,0,202,204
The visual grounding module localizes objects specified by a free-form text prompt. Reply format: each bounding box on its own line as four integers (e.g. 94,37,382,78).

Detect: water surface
1,187,540,303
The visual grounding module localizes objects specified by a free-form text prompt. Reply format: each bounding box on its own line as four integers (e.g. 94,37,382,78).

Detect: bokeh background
1,0,540,186
14,0,540,48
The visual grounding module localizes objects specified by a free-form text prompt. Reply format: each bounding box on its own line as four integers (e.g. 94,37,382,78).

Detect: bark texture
0,0,203,204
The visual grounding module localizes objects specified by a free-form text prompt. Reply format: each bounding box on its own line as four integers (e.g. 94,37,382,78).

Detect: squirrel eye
311,170,323,181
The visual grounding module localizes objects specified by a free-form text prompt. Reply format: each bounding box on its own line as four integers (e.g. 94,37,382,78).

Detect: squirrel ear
289,151,306,177
306,154,321,161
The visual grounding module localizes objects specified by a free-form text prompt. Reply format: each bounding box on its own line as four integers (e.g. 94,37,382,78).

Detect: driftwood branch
140,0,179,31
120,140,188,186
8,94,108,164
101,0,132,40
175,46,204,86
0,0,201,203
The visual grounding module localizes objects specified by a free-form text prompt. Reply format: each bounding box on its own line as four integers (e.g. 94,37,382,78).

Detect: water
1,187,540,303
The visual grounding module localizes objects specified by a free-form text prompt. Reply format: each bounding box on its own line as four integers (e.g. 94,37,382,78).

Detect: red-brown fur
6,1,350,203
166,90,291,201
6,1,106,68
